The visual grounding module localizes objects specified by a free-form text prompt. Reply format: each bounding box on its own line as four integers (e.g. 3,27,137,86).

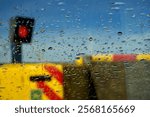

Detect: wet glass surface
0,0,149,63
0,0,150,100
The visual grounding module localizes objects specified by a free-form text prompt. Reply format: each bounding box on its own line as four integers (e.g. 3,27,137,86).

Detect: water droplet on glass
89,37,93,41
58,2,64,5
48,47,53,50
111,7,120,10
42,49,45,52
117,32,123,36
113,2,125,5
41,8,45,11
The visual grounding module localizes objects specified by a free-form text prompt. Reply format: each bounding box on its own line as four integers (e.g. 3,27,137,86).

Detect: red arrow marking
44,65,63,84
37,81,62,100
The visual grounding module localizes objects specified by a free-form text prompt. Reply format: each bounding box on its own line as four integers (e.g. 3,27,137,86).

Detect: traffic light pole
11,42,22,63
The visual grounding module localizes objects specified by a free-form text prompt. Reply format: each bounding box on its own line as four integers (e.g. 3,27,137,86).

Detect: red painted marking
113,54,136,62
37,65,63,100
36,65,63,100
37,81,62,100
37,81,44,88
44,65,63,84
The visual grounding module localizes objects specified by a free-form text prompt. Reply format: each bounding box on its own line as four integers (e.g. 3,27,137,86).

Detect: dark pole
10,17,22,63
11,42,22,63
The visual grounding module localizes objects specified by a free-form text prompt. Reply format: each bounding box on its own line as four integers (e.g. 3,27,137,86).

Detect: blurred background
0,0,149,63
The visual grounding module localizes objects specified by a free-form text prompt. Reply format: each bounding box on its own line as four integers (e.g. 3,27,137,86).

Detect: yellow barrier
91,54,113,62
75,56,84,66
0,63,63,100
136,54,150,61
0,54,150,100
75,54,150,65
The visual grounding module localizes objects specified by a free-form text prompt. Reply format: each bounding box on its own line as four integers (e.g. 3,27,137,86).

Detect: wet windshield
0,0,150,101
0,0,149,63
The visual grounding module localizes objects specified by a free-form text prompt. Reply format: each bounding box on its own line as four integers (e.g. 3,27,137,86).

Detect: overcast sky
0,0,150,63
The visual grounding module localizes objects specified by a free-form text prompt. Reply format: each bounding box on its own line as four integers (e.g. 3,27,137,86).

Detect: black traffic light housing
10,16,35,63
10,16,35,43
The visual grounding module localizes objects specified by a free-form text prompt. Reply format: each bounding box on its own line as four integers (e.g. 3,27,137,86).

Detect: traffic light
10,16,35,43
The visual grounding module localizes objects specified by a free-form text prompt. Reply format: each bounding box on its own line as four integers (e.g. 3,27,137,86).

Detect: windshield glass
0,0,149,63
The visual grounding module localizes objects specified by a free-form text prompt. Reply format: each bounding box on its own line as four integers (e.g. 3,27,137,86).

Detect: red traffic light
18,25,29,38
10,16,35,43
